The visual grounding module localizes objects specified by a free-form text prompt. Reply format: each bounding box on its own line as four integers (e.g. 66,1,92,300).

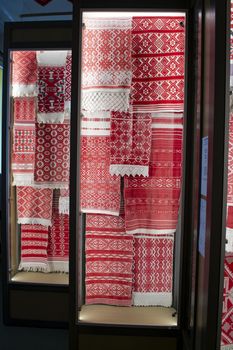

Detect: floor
0,266,69,350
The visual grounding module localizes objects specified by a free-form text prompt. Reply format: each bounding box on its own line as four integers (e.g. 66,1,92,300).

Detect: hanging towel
80,111,121,216
221,254,233,349
109,111,152,176
47,191,69,273
12,51,37,97
34,123,70,189
64,51,72,119
37,51,67,123
17,186,53,227
124,113,183,234
81,17,132,112
85,213,133,306
18,224,50,272
131,16,185,113
59,188,70,215
132,234,174,307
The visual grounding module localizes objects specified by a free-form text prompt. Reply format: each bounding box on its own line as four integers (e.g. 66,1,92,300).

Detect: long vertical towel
81,111,121,215
18,225,50,272
37,51,67,123
124,113,183,234
12,51,37,97
226,113,233,252
221,254,233,349
64,52,72,119
17,186,53,227
85,213,134,306
81,17,132,112
131,16,185,112
47,191,69,272
132,234,174,306
34,123,70,189
109,112,152,176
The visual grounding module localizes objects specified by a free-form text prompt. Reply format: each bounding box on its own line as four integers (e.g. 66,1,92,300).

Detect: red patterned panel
14,97,36,123
34,123,70,187
221,255,233,347
85,213,133,306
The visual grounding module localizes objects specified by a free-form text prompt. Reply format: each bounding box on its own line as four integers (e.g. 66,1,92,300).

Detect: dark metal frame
69,1,200,349
1,20,72,328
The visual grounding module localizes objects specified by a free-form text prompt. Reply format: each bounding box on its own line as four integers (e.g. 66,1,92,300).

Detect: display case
2,21,72,326
69,1,200,349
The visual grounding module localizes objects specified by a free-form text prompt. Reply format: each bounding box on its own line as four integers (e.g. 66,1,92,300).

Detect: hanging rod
20,11,72,18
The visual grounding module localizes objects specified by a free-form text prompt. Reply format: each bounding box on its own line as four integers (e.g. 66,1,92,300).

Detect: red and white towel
17,186,53,227
221,254,233,349
59,188,70,215
37,51,67,123
131,16,185,113
124,113,183,234
81,17,132,112
34,123,70,189
132,234,174,306
12,51,37,97
85,213,133,306
226,113,233,252
47,191,69,273
64,52,72,119
80,112,121,216
18,224,50,272
109,112,152,177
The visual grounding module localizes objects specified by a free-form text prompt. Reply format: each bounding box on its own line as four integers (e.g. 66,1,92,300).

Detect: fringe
18,262,50,273
18,218,52,227
133,292,173,307
37,112,65,124
59,197,69,215
109,164,149,177
48,261,69,273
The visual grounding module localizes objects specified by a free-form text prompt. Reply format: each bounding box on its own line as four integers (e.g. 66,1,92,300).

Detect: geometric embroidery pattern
221,254,233,348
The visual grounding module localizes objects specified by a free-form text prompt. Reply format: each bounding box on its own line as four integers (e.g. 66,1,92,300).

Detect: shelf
11,272,69,285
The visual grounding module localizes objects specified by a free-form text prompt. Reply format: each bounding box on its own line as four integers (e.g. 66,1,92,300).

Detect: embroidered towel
64,52,72,119
17,186,53,227
34,123,70,189
81,17,132,112
12,51,37,97
85,213,133,306
37,51,67,123
110,111,152,177
18,225,49,272
226,113,233,252
48,191,69,272
133,234,174,306
124,113,183,234
131,17,185,113
221,254,233,349
81,111,121,216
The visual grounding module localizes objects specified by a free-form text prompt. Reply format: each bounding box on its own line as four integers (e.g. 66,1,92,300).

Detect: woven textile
131,17,185,112
64,52,72,119
12,123,35,186
47,191,69,272
14,97,36,123
110,112,152,176
221,254,233,349
59,188,70,214
18,225,49,272
37,66,65,123
12,51,37,97
34,123,70,188
81,17,132,112
227,113,233,252
17,186,53,227
81,112,121,215
133,234,174,306
124,113,183,234
85,213,133,306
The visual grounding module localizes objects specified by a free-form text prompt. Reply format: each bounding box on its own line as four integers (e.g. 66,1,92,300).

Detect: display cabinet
1,21,72,327
69,1,199,349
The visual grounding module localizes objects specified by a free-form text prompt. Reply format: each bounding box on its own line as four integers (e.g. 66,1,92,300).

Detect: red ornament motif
132,234,174,306
131,17,185,112
221,255,233,347
124,114,183,234
14,97,36,123
85,213,133,306
34,123,70,187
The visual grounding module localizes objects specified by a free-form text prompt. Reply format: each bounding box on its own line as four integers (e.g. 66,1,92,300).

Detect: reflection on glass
77,11,186,326
9,50,71,285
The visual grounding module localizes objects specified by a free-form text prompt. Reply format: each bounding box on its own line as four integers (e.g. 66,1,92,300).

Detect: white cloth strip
17,218,52,227
81,208,120,216
226,228,233,252
18,262,50,273
59,197,69,215
81,129,110,136
37,112,65,123
221,346,233,350
36,51,68,66
12,84,37,97
126,228,176,235
151,112,183,118
135,234,174,240
13,174,34,186
151,123,183,129
81,111,111,118
109,164,149,177
48,261,69,273
133,292,172,307
83,17,132,30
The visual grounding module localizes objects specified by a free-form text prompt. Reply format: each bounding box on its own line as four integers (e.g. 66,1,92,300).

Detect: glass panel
77,11,186,326
8,50,71,285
